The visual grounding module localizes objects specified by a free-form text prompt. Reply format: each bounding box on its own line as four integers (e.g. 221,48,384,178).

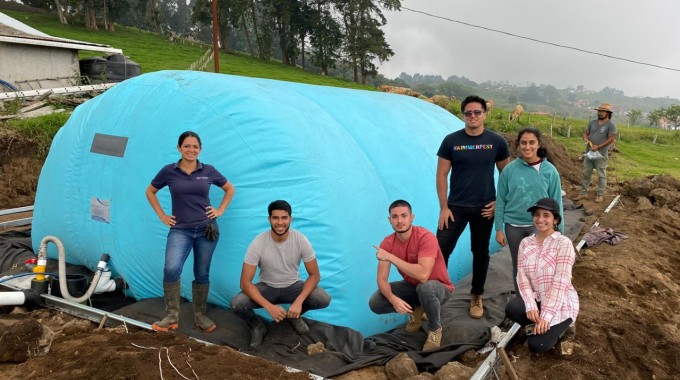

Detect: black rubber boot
152,281,180,332
247,317,267,349
192,282,216,333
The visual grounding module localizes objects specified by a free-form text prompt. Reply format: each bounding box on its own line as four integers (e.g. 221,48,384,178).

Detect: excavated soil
1,129,679,379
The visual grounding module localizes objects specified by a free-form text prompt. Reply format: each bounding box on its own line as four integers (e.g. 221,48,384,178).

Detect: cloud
380,0,680,99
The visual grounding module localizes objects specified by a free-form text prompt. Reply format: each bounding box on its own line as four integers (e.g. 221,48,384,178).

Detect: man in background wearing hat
575,103,617,203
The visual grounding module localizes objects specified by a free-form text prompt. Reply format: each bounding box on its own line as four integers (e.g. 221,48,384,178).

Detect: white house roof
0,12,122,54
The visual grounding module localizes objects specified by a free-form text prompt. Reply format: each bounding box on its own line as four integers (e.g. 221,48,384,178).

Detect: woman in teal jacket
494,127,563,293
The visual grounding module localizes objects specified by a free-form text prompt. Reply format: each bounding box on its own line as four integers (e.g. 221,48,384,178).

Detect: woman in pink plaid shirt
504,197,579,353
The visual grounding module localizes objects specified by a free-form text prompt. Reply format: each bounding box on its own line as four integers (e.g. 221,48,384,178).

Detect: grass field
2,9,678,181
2,10,371,90
482,110,680,181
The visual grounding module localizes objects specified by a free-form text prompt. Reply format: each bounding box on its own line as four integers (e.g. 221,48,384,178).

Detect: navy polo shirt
150,160,228,229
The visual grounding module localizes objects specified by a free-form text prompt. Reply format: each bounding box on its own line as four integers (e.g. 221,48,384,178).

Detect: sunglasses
463,110,485,117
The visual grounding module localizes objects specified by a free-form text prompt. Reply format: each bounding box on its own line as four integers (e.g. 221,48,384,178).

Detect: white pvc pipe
94,270,117,294
0,291,26,306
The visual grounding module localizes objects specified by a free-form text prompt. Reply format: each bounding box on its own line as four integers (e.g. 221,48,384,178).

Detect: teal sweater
494,157,564,232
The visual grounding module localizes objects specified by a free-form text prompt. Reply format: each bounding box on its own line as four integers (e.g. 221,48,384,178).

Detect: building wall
0,42,79,90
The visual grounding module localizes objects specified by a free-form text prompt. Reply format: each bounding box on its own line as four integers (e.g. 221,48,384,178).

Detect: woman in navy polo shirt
145,131,235,333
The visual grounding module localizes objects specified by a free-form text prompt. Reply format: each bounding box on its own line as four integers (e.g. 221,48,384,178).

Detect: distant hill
379,72,680,126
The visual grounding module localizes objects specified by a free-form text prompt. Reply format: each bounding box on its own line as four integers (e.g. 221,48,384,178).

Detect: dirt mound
0,309,310,380
503,175,680,379
502,132,582,186
0,130,42,209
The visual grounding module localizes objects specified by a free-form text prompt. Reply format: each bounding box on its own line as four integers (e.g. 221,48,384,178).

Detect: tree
85,0,98,30
269,0,300,65
146,0,164,33
665,104,680,130
627,109,642,126
648,105,680,130
309,1,342,75
336,0,401,83
54,0,68,24
519,85,541,103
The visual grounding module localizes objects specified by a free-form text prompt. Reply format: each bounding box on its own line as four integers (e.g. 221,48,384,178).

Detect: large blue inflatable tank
32,70,487,335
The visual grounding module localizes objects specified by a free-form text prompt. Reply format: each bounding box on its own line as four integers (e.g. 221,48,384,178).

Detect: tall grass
5,113,70,157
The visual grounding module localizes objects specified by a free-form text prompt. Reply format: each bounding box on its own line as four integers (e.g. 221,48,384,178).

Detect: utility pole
212,0,220,73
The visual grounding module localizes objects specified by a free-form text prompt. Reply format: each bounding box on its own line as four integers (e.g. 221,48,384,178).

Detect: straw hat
594,103,613,113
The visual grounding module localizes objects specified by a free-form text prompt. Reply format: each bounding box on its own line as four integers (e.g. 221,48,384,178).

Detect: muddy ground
0,129,678,379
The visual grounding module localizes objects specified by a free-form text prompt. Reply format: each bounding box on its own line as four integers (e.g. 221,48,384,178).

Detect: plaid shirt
518,232,579,326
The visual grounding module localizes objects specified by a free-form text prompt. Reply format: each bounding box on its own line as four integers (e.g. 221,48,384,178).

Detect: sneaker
289,317,309,335
469,294,483,319
423,326,443,351
405,305,424,332
595,195,604,203
574,193,588,201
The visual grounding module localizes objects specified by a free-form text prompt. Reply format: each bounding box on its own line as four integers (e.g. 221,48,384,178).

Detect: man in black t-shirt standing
436,95,511,319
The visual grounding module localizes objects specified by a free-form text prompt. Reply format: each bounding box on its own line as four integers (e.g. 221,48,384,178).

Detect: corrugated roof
0,12,122,54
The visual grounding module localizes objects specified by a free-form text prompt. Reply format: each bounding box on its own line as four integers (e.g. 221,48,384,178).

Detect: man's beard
394,224,412,234
597,113,607,120
271,225,290,236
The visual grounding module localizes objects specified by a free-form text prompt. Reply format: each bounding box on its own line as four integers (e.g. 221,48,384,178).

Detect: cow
450,95,457,103
510,105,524,121
426,95,451,109
377,85,421,98
485,99,494,114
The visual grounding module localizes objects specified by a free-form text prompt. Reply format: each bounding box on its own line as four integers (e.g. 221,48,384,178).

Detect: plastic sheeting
32,70,480,335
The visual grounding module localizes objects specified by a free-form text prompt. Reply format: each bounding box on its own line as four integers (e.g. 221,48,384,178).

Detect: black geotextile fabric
3,202,585,377
0,229,34,273
115,250,516,378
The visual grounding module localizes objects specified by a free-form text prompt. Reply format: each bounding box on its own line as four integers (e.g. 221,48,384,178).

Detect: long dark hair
516,127,547,158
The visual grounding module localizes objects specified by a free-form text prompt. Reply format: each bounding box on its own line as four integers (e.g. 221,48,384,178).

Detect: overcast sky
380,0,680,100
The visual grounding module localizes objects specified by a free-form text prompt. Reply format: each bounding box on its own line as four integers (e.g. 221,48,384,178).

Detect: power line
401,6,680,73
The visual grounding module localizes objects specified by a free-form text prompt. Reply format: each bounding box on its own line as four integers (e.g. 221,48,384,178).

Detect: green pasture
483,110,680,181
1,10,678,181
1,10,372,90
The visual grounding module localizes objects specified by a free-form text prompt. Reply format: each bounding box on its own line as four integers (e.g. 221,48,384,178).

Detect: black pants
437,205,492,295
505,295,572,353
503,224,535,294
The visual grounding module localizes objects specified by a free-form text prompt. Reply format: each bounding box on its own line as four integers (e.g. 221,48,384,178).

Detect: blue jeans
369,280,451,330
582,155,608,195
230,281,331,321
163,224,218,284
437,205,493,295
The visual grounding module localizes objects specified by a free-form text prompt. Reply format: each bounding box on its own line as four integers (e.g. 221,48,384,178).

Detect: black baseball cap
527,198,560,216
